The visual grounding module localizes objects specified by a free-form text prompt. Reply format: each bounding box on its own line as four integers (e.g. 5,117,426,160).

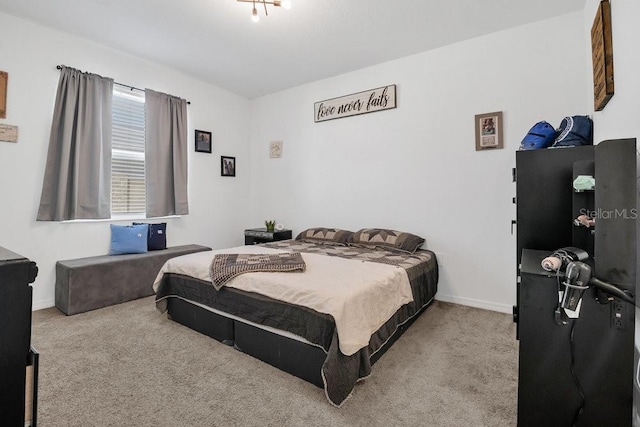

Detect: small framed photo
195,130,212,153
269,141,283,158
475,111,503,151
221,156,236,177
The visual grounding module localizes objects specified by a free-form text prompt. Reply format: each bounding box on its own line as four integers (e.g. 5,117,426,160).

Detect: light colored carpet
31,298,517,426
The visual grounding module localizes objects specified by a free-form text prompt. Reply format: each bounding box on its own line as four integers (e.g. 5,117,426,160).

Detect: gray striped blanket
209,252,306,290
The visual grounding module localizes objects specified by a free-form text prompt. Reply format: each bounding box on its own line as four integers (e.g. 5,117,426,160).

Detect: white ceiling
0,0,586,99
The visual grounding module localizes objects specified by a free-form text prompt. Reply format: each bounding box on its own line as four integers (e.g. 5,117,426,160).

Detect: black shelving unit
515,145,595,269
572,159,595,257
0,247,38,426
514,140,638,426
514,145,595,339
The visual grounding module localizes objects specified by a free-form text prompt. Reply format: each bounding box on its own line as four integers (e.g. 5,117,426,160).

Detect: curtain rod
55,65,191,105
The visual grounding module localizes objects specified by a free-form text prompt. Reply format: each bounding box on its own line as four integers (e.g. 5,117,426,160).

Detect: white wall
6,4,635,314
0,12,252,309
248,12,590,313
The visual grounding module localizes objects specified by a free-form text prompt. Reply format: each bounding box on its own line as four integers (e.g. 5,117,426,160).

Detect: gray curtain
37,66,114,221
144,89,189,217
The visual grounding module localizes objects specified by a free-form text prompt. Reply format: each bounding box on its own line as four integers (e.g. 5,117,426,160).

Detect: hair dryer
560,261,592,310
560,261,635,311
541,247,589,272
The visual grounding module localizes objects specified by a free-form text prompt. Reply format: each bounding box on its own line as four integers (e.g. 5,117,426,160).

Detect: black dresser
0,246,38,426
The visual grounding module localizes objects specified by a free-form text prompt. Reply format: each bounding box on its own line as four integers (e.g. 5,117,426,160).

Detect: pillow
133,222,167,251
109,224,149,255
295,228,353,246
348,228,425,253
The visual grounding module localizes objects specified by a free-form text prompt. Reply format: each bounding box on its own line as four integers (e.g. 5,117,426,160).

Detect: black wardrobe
0,247,38,426
513,139,639,426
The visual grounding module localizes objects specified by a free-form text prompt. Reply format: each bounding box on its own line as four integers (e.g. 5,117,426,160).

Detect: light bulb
281,0,292,9
251,7,260,22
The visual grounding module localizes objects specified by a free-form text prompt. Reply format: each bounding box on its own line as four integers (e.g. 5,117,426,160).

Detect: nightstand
244,228,292,245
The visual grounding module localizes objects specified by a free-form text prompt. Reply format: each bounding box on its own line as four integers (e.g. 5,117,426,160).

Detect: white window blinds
111,87,146,214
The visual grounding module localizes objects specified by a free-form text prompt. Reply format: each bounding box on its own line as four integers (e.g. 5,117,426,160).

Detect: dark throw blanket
209,252,306,290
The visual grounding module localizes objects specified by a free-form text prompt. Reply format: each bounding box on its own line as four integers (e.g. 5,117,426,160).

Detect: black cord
570,319,586,426
556,266,585,425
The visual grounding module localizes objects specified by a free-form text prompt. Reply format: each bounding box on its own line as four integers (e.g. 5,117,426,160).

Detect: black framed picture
221,156,236,177
195,130,212,153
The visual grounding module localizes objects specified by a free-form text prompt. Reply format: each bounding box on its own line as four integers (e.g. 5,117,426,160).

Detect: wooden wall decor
0,71,7,119
0,124,18,143
314,84,396,123
591,0,614,111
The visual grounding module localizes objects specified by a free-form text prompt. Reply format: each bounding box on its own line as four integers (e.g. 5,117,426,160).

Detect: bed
153,228,438,406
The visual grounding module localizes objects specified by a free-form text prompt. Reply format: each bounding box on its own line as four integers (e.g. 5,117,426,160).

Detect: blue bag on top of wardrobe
552,115,593,147
519,121,556,150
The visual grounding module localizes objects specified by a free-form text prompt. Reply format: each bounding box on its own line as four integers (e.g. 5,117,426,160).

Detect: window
111,87,146,215
38,67,188,221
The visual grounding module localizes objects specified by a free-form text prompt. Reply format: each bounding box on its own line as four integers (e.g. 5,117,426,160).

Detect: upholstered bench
55,244,211,315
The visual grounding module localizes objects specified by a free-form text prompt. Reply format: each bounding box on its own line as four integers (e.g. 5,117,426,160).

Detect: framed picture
221,156,236,177
269,141,283,158
195,130,212,153
475,111,503,151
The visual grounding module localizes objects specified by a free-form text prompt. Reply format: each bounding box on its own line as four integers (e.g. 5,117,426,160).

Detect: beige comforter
153,245,413,356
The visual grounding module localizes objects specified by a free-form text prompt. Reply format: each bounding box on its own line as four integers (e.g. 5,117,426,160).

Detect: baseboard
32,298,55,311
436,294,512,314
35,294,512,314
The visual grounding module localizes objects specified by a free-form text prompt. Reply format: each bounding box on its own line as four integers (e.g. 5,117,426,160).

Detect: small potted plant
265,220,276,233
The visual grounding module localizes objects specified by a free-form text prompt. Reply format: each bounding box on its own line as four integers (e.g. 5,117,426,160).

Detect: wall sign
314,84,396,123
591,0,614,111
0,71,7,119
0,124,18,143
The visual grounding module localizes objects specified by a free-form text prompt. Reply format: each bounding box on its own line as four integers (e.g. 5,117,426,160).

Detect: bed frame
165,286,434,389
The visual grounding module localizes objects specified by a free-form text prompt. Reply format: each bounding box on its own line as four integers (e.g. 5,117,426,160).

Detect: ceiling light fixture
237,0,291,22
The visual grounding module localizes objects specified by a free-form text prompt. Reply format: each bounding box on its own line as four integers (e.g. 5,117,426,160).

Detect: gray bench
55,244,211,315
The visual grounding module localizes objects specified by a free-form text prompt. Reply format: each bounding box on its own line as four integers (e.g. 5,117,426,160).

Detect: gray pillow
348,228,425,253
295,228,354,246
